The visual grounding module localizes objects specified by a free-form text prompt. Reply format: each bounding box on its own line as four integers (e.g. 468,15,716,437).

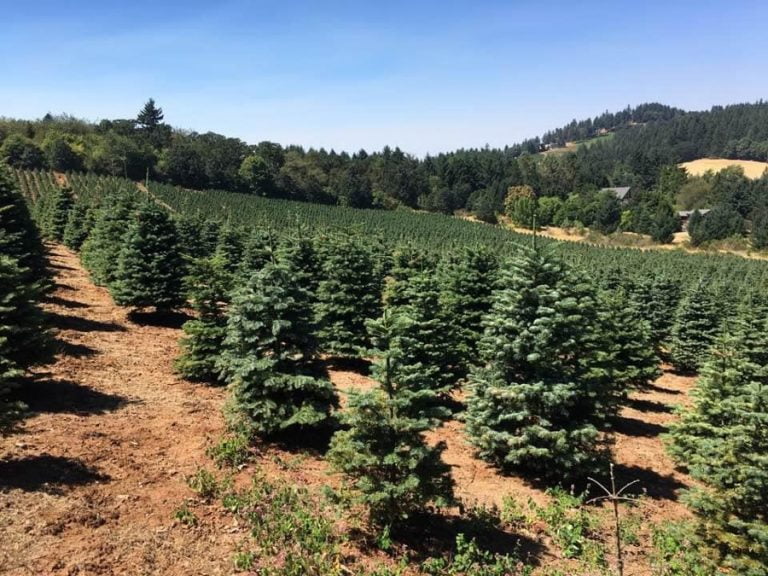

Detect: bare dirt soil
1,244,697,575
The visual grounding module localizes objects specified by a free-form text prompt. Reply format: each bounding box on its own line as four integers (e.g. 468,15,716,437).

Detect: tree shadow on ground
644,382,684,395
0,455,109,493
266,421,340,456
16,378,132,415
48,262,78,272
324,356,373,376
611,464,687,501
48,311,126,333
55,338,98,358
625,397,674,414
613,416,668,438
45,294,89,309
127,310,193,329
379,511,545,567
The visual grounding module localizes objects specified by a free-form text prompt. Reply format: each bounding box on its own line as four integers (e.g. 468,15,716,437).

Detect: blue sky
2,0,767,155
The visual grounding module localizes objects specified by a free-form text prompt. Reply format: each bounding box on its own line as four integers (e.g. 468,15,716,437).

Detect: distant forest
2,100,768,237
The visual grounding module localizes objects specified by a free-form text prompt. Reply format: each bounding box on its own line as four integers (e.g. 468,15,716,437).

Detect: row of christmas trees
0,164,50,434
25,175,767,572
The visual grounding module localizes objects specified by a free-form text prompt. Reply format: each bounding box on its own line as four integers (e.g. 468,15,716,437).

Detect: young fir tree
239,227,276,278
315,234,383,357
276,232,321,303
669,283,721,373
383,245,437,308
631,277,681,354
175,255,231,383
668,335,768,575
600,286,661,389
438,246,499,378
0,255,51,434
81,190,135,286
214,223,245,276
218,262,336,437
42,186,74,241
62,203,93,251
0,162,48,284
327,310,455,527
175,214,220,260
465,245,620,480
111,202,185,312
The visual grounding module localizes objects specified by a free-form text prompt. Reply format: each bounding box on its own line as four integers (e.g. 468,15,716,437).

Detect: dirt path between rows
0,245,233,576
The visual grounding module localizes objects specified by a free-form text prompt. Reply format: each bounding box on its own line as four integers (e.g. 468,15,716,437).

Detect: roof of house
600,186,632,200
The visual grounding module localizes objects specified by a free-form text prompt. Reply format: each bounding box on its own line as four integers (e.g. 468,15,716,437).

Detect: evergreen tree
42,186,75,241
600,287,661,388
175,215,219,260
239,227,276,278
0,255,51,434
214,223,245,276
276,232,321,301
327,310,455,527
136,98,164,131
63,203,95,252
668,336,768,575
218,262,336,437
465,245,620,480
315,234,382,356
383,245,437,308
111,202,185,311
81,190,135,286
670,283,721,373
0,162,48,283
438,246,499,378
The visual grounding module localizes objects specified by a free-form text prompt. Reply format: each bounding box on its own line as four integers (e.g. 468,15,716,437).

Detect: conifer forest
1,96,768,576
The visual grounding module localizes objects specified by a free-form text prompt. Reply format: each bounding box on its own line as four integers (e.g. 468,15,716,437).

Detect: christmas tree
670,283,721,373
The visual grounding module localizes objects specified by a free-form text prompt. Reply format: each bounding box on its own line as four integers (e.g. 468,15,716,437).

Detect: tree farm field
0,243,699,576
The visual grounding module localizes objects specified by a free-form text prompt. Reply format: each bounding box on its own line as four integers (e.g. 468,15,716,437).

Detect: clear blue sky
2,0,767,155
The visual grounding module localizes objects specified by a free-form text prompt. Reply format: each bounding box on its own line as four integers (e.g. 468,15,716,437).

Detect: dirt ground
0,244,697,575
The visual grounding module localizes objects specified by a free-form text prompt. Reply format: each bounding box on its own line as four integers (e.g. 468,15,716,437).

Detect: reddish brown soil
0,244,697,575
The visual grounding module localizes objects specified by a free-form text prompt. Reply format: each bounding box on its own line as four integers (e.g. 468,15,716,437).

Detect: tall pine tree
670,283,721,373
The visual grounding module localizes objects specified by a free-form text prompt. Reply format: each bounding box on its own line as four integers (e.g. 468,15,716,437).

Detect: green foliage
80,189,136,286
315,234,382,357
421,533,530,576
111,202,185,311
650,522,717,576
207,433,250,469
689,205,745,246
328,310,454,527
41,186,74,241
175,255,230,383
62,203,95,251
0,134,46,170
218,261,336,437
669,283,721,373
668,334,768,575
466,245,621,480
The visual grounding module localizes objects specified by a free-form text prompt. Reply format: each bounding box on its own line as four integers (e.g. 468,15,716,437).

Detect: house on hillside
600,186,632,202
678,209,711,231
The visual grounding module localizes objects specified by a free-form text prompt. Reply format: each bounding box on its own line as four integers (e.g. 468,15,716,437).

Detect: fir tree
327,310,455,527
63,203,96,252
175,255,231,383
600,286,661,389
214,223,245,276
0,162,48,284
383,245,437,308
239,227,276,278
81,190,135,286
111,202,185,311
668,336,768,575
43,186,74,241
218,262,336,437
670,283,721,373
438,246,499,377
465,245,620,480
631,277,681,354
175,214,220,260
276,232,321,302
136,98,164,131
315,234,382,356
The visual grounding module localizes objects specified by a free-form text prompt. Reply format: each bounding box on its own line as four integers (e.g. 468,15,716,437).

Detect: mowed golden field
679,157,768,178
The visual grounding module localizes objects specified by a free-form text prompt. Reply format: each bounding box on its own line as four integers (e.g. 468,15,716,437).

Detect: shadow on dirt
127,310,193,329
55,338,98,358
613,416,667,438
625,397,674,414
0,455,109,493
48,311,126,333
612,464,687,501
45,294,89,309
324,356,373,376
17,378,132,416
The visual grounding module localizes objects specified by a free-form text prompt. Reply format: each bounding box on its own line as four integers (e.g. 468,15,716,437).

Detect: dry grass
679,158,768,179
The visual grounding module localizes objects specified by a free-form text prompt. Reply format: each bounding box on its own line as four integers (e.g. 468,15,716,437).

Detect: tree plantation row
2,161,764,573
